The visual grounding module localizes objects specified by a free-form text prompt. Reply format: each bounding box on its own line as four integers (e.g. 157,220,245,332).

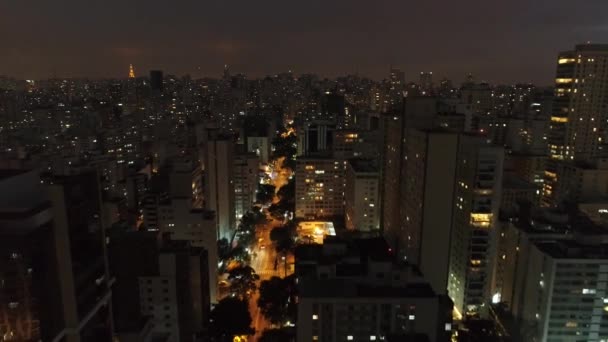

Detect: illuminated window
370,336,377,341
470,259,481,266
558,58,576,64
550,116,568,123
470,213,492,228
565,321,578,328
445,323,452,331
408,315,415,320
555,78,573,84
312,314,318,320
347,336,354,341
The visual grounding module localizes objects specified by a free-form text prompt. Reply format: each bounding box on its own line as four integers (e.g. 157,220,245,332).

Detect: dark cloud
1,0,607,83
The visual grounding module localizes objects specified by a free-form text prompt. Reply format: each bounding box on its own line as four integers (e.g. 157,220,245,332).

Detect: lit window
370,336,376,341
408,315,415,320
445,323,452,331
558,58,575,64
313,336,319,341
312,314,318,320
347,336,354,341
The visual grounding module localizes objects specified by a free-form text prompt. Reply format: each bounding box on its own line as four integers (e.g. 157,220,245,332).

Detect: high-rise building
332,129,382,160
396,130,504,317
233,152,260,220
245,136,270,165
345,159,380,232
157,197,218,303
419,72,433,93
295,157,345,219
0,169,114,342
295,237,453,342
380,114,404,245
203,132,236,240
493,207,608,342
460,82,493,115
297,121,335,156
544,44,608,207
138,242,210,342
129,64,136,79
108,229,159,341
548,44,608,162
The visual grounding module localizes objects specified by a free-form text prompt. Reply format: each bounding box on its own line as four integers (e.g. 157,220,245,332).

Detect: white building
157,197,219,304
295,157,345,219
246,136,270,164
345,159,380,232
233,152,260,220
513,239,608,342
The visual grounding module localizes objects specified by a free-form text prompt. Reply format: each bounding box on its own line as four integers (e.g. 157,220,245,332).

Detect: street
248,216,290,341
248,154,295,341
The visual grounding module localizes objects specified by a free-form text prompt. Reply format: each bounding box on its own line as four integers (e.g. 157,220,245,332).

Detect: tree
259,328,294,342
210,297,254,341
277,178,295,203
228,265,259,298
228,246,251,264
257,277,291,325
256,184,276,204
268,200,291,221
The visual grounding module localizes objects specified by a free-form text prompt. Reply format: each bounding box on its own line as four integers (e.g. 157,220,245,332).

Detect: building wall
295,158,345,219
380,115,403,252
447,139,503,316
234,153,259,220
345,163,380,232
158,199,218,304
417,132,459,296
246,136,270,164
204,139,235,240
297,297,449,342
513,243,608,341
139,273,180,342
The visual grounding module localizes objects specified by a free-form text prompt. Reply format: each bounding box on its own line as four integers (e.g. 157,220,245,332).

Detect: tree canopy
209,297,254,340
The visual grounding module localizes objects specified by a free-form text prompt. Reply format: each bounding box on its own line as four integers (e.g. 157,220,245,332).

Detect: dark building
0,169,113,342
108,229,159,339
108,230,211,341
150,70,164,93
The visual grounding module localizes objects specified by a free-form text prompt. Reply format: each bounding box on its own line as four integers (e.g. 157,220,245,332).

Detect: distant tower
419,72,433,92
223,64,230,80
129,64,136,79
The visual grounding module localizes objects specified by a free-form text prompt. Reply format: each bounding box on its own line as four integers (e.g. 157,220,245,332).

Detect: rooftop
298,278,437,299
535,239,608,260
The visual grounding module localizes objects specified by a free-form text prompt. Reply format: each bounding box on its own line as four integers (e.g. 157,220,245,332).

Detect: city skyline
2,1,608,83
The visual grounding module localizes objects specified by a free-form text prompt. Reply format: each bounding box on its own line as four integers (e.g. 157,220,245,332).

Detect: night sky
2,0,607,84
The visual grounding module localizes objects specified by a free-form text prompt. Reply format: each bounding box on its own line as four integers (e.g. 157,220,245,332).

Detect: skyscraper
202,129,236,240
545,44,608,206
128,64,136,79
387,128,504,317
0,169,114,342
548,44,608,162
